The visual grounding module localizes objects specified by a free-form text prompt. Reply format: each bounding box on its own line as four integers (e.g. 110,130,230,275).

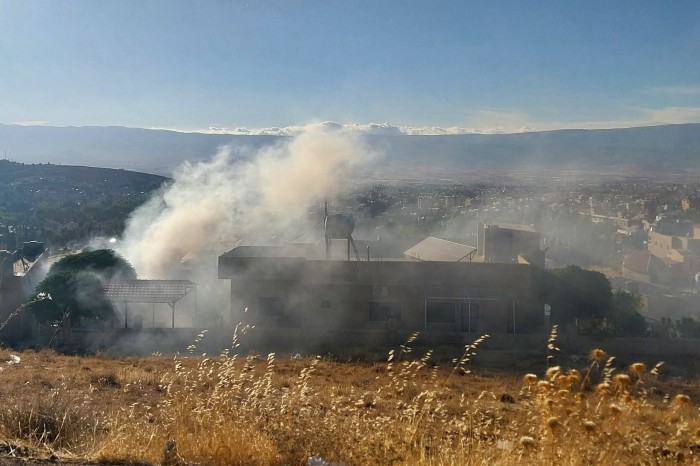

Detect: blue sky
1,0,699,134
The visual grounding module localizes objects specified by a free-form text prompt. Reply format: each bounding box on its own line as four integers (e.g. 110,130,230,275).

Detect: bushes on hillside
542,265,646,336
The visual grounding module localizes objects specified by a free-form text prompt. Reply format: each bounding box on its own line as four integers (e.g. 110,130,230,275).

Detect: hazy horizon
5,119,700,137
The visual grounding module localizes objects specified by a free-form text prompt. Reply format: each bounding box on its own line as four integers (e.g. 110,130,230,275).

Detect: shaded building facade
218,243,544,342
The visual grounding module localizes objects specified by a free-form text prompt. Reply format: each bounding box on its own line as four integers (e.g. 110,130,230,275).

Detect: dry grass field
1,331,699,466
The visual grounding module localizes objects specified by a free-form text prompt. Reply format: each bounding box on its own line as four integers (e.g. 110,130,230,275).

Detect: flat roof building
218,237,544,349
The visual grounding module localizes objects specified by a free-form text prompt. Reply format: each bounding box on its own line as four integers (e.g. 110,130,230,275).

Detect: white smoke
119,126,380,279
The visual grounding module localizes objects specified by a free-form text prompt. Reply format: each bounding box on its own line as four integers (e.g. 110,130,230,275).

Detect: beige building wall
648,231,674,259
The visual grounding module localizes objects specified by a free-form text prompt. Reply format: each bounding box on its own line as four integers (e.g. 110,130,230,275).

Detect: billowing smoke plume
119,126,380,279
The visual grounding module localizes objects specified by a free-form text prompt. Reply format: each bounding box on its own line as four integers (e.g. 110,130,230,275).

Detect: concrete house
218,238,544,344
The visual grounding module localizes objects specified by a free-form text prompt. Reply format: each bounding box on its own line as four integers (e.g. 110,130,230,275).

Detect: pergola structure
101,280,197,329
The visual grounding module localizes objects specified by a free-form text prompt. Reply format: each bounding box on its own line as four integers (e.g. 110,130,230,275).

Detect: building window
426,302,456,323
258,297,284,318
461,302,480,333
369,301,401,322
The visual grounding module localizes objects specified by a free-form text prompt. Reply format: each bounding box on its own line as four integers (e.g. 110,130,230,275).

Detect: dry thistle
672,394,691,406
547,416,560,430
596,382,611,395
609,403,622,415
567,369,581,384
520,436,536,448
613,374,631,390
583,420,597,433
589,348,607,363
545,366,561,381
523,373,538,385
554,374,571,389
537,380,552,391
629,363,646,378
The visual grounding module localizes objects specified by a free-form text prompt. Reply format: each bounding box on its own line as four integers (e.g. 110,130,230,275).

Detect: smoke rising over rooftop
119,126,381,279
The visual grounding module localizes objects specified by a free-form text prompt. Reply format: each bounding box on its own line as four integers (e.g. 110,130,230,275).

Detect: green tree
609,289,647,336
542,267,648,337
30,249,136,323
542,266,613,327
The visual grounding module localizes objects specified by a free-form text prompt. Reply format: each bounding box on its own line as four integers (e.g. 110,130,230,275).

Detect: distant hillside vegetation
0,160,168,248
0,159,169,186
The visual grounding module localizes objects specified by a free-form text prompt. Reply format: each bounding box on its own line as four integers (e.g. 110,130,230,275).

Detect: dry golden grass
1,334,699,465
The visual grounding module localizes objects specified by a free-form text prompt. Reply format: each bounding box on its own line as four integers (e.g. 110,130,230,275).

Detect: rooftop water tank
325,214,355,239
22,241,44,259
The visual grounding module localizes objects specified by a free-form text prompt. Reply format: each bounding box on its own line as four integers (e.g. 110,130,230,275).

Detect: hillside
1,123,699,176
0,159,168,186
0,160,168,247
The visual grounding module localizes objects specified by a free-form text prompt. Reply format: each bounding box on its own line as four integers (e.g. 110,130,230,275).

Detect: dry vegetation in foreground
1,330,700,465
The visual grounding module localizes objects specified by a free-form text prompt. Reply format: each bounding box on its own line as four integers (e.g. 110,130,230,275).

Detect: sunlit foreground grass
1,331,699,465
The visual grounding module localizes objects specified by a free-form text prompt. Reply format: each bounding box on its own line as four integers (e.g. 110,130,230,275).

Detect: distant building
633,223,700,287
583,212,641,235
0,245,48,344
622,250,670,284
477,222,544,268
682,197,691,212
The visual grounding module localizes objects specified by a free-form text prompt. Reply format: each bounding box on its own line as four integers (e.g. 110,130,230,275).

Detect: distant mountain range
1,123,699,176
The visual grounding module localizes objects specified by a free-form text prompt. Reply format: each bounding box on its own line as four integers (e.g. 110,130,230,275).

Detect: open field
1,334,700,466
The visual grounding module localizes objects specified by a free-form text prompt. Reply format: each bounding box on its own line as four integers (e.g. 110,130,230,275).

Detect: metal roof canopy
101,280,197,329
404,237,478,262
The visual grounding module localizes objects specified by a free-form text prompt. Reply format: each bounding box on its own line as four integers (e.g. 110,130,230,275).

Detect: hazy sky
1,1,699,134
